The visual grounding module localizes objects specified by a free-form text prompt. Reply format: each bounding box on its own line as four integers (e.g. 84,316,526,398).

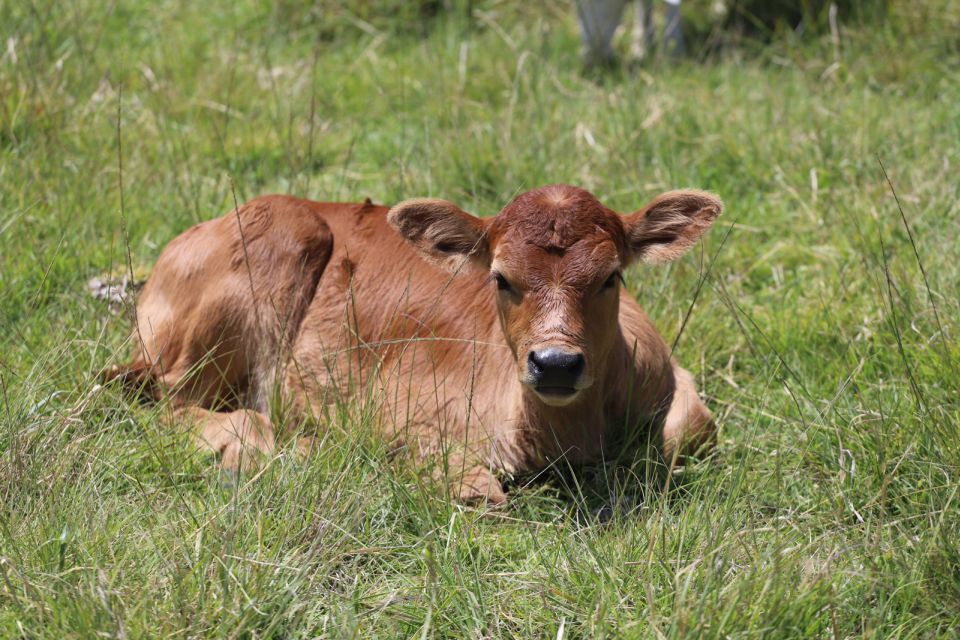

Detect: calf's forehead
489,185,627,280
493,237,621,287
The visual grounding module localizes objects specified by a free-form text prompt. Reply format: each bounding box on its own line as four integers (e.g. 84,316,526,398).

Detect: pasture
1,1,959,636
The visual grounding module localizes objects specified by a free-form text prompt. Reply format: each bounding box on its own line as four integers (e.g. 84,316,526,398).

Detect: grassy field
2,0,959,636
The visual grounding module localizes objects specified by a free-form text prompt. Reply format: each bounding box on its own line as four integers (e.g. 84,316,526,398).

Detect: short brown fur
111,185,722,504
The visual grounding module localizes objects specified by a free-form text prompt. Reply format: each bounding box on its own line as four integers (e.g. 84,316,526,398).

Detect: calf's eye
493,272,514,294
602,272,623,291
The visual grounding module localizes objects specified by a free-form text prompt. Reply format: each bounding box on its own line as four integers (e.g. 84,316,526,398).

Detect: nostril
527,350,543,374
566,353,585,377
528,348,585,382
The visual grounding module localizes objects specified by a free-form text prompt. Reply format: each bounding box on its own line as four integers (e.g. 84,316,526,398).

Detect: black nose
527,348,585,389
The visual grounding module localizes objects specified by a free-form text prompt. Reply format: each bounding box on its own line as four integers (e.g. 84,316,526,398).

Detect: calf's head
388,185,721,406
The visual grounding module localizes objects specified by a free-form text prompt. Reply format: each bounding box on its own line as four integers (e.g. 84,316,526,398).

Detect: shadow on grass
504,447,717,525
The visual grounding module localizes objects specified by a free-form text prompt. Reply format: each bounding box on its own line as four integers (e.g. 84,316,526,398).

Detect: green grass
2,0,959,636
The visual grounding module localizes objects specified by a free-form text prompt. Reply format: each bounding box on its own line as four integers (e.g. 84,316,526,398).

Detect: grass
1,0,959,636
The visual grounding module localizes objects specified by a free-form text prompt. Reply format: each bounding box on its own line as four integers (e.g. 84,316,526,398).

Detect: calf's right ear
387,198,490,271
624,190,723,265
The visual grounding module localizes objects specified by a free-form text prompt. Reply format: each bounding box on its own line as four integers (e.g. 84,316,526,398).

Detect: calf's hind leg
115,197,333,465
456,465,507,505
174,407,275,471
172,408,317,471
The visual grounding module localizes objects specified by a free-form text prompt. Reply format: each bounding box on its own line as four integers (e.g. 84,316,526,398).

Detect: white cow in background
576,0,684,66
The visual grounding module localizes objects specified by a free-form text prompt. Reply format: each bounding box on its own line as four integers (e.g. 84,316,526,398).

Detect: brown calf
111,184,721,503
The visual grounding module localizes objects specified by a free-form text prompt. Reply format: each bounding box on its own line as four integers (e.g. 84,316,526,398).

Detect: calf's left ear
624,190,723,264
387,198,490,271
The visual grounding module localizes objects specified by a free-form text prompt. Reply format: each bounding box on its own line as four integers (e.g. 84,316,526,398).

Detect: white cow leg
577,0,628,66
663,0,685,57
629,0,655,61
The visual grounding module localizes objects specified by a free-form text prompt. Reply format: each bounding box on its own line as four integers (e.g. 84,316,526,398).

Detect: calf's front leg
660,363,715,463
